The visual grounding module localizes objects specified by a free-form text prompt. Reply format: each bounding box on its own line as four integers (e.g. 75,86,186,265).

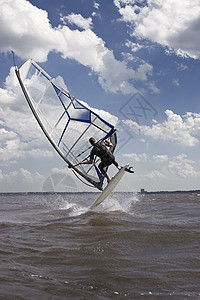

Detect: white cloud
0,87,16,104
134,62,153,81
0,126,54,166
124,110,200,147
0,0,155,95
153,154,168,163
123,152,199,182
172,79,180,87
93,2,100,10
125,40,144,52
117,4,137,22
92,2,101,18
124,41,159,92
145,170,166,180
60,13,93,30
145,81,160,94
165,154,198,178
0,128,23,163
0,68,56,164
96,50,137,94
115,0,200,59
139,153,199,182
123,152,147,162
42,168,78,192
175,62,188,72
0,0,55,62
0,168,45,192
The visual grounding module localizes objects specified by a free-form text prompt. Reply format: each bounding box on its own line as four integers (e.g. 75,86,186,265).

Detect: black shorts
103,152,115,165
99,157,114,169
98,154,115,175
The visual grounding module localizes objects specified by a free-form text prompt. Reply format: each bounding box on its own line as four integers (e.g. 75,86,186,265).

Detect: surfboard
90,164,129,210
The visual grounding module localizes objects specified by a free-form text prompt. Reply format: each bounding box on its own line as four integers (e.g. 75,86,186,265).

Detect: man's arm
105,139,113,148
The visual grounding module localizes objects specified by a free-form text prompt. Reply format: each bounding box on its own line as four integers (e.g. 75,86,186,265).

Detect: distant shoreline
140,189,200,194
0,190,200,195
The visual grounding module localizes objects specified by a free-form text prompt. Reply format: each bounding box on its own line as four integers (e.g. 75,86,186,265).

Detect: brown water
0,192,199,299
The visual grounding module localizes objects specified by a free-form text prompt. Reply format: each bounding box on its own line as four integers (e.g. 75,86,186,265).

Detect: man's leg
99,161,111,183
112,160,122,170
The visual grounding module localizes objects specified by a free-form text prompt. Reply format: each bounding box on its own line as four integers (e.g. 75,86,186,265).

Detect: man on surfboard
80,137,133,183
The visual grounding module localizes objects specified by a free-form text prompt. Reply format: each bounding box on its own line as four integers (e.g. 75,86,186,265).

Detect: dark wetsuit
90,141,118,176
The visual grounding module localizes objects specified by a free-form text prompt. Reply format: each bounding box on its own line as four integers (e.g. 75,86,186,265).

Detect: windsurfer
80,137,121,183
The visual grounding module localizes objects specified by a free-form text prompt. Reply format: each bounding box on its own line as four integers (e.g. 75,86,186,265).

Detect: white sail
15,59,117,190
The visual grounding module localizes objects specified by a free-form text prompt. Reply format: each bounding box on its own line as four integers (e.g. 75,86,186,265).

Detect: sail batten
16,59,117,190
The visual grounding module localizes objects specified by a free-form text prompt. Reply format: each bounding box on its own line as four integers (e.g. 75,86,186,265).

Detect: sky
0,0,200,193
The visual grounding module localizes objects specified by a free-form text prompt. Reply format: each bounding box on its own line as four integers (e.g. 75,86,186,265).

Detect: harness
92,142,114,163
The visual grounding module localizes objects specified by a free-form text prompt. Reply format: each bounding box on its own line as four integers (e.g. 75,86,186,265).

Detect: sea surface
0,192,199,299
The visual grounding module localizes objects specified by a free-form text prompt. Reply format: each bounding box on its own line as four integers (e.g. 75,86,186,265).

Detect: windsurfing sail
15,59,117,190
